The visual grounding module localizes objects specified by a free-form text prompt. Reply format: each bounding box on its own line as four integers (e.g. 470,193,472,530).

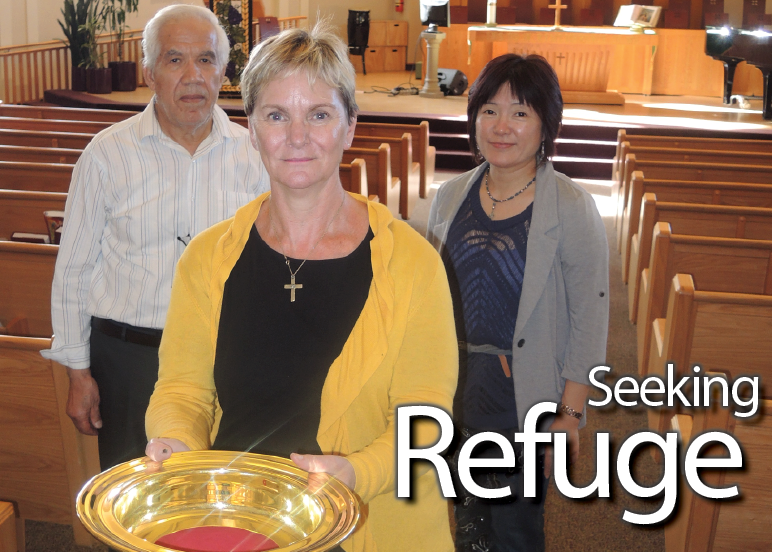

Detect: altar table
467,26,660,104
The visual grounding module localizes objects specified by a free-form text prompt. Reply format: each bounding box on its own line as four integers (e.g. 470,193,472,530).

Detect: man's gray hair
241,21,358,123
142,4,230,71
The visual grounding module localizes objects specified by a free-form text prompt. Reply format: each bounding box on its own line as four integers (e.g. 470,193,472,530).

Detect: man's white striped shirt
42,101,270,369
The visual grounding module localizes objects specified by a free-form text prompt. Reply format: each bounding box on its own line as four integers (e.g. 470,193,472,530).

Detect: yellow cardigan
146,192,458,552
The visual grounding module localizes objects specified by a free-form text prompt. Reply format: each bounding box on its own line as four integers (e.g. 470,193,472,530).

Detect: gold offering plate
76,451,360,551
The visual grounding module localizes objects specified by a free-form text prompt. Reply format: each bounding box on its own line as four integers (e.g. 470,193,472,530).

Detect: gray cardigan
426,161,609,430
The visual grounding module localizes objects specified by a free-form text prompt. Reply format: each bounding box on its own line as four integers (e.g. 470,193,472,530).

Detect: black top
444,173,532,430
212,224,374,456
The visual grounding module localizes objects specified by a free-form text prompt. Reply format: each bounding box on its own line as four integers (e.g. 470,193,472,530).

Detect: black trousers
90,318,161,470
451,428,548,552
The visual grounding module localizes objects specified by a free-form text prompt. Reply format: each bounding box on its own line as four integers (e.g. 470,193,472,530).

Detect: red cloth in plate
155,526,279,552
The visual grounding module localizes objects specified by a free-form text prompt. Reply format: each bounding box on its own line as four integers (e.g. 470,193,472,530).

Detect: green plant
78,0,110,68
106,0,139,61
58,0,91,68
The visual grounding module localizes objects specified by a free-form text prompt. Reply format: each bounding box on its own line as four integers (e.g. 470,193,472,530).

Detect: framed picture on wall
210,0,252,95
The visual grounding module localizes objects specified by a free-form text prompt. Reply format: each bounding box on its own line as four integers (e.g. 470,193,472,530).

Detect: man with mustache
42,4,269,470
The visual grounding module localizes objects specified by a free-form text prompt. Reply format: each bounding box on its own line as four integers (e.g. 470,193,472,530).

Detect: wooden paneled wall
436,26,763,97
454,0,724,28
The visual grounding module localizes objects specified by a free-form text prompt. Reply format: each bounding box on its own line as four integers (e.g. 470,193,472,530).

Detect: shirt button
517,339,525,348
600,291,605,297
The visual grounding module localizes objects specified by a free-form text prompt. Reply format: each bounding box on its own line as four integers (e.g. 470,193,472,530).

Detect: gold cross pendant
284,274,303,302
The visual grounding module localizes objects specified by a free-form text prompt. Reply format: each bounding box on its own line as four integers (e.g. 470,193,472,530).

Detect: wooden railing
251,16,308,44
0,29,144,105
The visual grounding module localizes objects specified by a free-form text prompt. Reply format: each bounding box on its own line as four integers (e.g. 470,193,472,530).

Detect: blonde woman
145,23,458,552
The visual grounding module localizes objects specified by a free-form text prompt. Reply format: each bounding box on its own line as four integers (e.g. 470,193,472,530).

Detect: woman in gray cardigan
426,54,609,552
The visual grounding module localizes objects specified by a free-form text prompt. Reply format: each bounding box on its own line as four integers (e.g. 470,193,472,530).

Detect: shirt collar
137,97,235,149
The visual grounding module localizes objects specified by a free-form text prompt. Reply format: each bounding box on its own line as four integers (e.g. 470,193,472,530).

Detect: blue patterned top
444,173,532,430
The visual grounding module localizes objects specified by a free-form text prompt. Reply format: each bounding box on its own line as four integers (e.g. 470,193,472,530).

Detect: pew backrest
0,335,99,546
620,172,772,282
0,145,82,164
614,129,772,179
666,395,772,552
616,154,772,244
0,161,74,193
616,129,772,160
637,221,772,375
339,158,368,198
627,196,772,333
620,143,772,167
0,190,67,239
0,241,57,338
351,134,417,219
0,129,94,150
0,104,135,123
647,273,772,435
341,144,394,208
354,121,434,198
0,117,111,134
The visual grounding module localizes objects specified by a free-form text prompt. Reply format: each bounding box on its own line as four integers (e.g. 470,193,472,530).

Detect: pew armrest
670,414,693,442
0,502,17,552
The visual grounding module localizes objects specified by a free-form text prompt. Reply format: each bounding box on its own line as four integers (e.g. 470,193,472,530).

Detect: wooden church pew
620,163,772,283
0,335,100,547
0,190,67,239
615,144,772,227
617,156,772,253
0,161,74,193
612,129,772,184
628,196,772,326
0,117,112,135
667,393,771,550
351,134,418,220
619,173,772,282
0,104,134,123
0,129,94,150
0,242,57,338
666,398,772,552
636,222,772,376
646,273,772,435
618,143,772,172
339,158,369,199
341,144,397,213
0,145,82,164
354,121,435,199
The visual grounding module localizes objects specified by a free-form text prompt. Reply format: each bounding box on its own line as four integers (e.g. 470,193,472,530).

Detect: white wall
0,0,419,59
0,0,31,46
0,0,179,45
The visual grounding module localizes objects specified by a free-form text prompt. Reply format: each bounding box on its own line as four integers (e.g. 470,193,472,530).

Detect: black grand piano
705,26,772,120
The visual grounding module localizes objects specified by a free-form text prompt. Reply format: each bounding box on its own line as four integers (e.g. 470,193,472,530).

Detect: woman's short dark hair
467,54,563,165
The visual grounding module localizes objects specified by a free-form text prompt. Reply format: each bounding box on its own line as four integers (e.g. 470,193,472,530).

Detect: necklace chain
484,168,536,220
269,192,347,301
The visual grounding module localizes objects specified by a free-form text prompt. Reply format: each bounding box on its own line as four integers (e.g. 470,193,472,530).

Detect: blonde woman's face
248,71,356,192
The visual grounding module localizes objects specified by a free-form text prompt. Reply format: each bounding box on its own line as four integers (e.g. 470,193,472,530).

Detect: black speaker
437,68,468,96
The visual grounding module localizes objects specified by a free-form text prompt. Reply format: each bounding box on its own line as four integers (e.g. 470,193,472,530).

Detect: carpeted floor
24,172,664,552
542,212,665,552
